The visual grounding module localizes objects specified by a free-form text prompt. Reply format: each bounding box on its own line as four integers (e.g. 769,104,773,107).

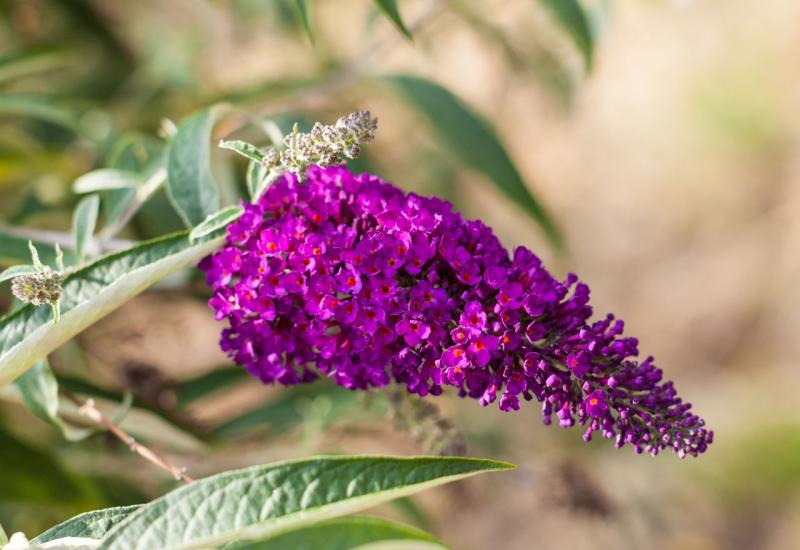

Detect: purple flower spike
200,165,712,458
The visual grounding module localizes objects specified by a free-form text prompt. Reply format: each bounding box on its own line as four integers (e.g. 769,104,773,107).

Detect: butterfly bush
199,163,712,458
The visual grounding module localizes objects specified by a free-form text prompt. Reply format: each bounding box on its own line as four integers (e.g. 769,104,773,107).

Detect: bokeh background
1,0,798,548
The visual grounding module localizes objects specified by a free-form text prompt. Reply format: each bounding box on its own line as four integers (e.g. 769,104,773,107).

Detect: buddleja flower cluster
200,164,712,458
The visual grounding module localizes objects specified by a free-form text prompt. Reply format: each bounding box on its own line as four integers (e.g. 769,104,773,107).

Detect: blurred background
0,0,798,548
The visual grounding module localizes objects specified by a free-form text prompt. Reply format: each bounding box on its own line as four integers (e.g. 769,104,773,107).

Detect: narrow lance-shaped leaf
101,455,514,550
373,0,413,39
0,230,76,267
0,93,80,130
0,520,7,545
102,135,167,231
173,366,248,407
219,140,268,164
189,205,244,242
211,381,371,439
72,194,100,260
293,0,314,44
228,516,443,550
73,169,142,194
247,159,271,200
14,360,90,440
537,0,594,71
32,506,141,544
0,48,72,85
0,264,38,283
166,108,221,227
0,229,225,386
386,75,562,249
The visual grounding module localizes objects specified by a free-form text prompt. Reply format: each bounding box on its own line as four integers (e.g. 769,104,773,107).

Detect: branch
69,395,194,484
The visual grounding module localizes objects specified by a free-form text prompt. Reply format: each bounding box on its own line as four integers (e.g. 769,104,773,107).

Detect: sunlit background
1,0,797,548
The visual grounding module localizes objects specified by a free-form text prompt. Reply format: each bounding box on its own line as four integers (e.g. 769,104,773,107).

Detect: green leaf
373,0,412,39
389,497,431,531
166,109,221,227
72,194,100,260
0,93,80,130
73,169,142,194
387,75,562,248
0,48,71,85
101,455,513,550
228,516,443,550
173,366,248,407
219,140,268,164
0,229,225,387
293,0,314,44
211,381,368,439
538,0,594,71
0,231,76,268
32,506,140,544
189,205,243,242
55,373,209,443
246,159,271,200
104,135,167,230
0,520,7,545
0,264,38,283
13,359,96,441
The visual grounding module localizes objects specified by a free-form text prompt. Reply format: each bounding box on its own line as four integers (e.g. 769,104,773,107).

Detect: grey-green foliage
0,229,224,386
538,0,594,71
14,360,91,440
228,516,443,550
101,455,512,550
293,0,314,43
0,93,80,131
373,0,413,39
189,205,244,242
167,109,221,227
72,194,100,260
32,506,141,544
387,75,562,249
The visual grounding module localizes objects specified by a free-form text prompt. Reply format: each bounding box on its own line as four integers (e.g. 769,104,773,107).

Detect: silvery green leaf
0,264,37,284
166,108,222,227
72,194,100,260
32,506,140,544
189,205,243,242
246,159,269,200
101,455,513,550
73,170,142,194
14,360,88,440
28,240,42,269
227,516,443,550
0,230,225,386
27,536,99,549
219,140,267,164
